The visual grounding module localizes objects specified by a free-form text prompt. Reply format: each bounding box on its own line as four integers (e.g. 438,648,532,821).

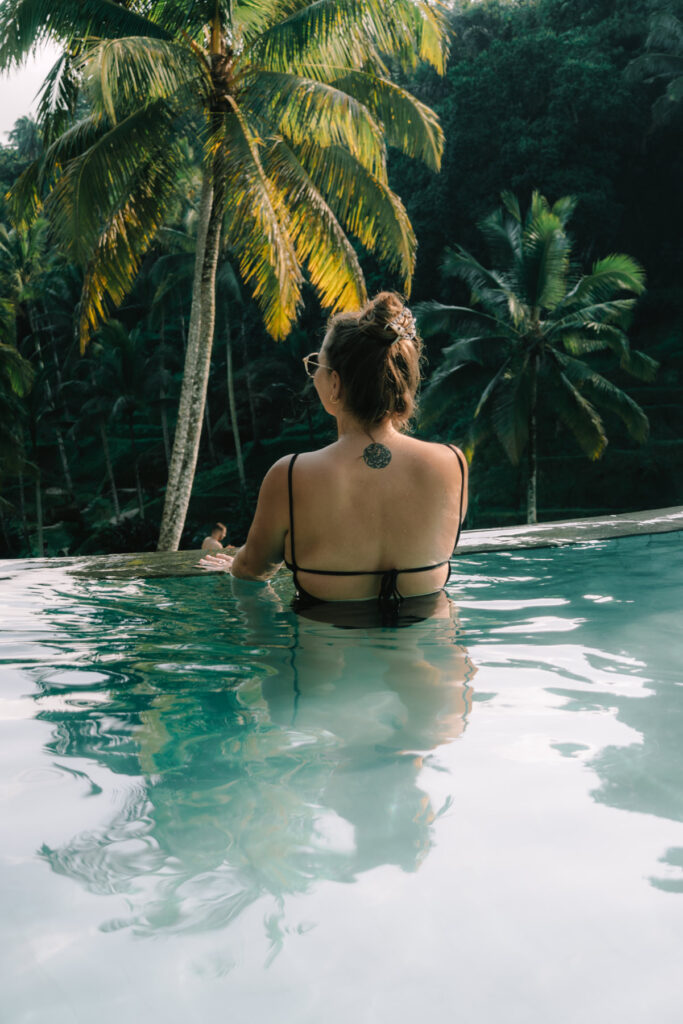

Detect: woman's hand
199,552,234,571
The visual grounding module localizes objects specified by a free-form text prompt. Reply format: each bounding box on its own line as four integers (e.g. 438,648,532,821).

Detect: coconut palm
7,115,43,161
419,191,657,524
0,0,448,549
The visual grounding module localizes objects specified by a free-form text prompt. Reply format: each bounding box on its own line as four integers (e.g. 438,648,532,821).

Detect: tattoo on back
362,442,392,469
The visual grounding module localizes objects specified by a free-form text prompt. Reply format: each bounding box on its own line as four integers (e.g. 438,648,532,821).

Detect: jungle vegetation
0,0,682,557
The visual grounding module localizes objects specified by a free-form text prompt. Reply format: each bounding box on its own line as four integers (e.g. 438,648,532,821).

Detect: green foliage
1,0,448,347
419,191,655,471
1,0,682,551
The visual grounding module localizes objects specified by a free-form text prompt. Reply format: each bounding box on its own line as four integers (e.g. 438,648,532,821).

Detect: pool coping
1,506,681,577
456,505,683,553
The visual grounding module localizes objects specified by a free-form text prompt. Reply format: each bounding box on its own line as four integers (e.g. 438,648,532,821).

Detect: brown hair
324,292,422,428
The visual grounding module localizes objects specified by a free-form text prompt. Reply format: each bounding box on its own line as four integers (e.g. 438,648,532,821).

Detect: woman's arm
199,458,290,580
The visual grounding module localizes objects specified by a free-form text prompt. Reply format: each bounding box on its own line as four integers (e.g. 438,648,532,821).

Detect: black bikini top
284,444,467,610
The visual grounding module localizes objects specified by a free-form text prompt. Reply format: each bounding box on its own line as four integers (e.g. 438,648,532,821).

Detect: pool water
1,533,682,1023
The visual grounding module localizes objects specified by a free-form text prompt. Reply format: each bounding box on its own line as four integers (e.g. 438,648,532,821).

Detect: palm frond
548,298,637,335
6,160,43,228
35,49,81,143
419,361,485,427
619,348,659,382
543,362,607,460
6,112,130,234
646,11,683,53
652,76,683,126
561,333,610,356
556,320,656,380
521,201,571,310
327,70,443,170
0,341,34,396
441,334,513,371
442,248,515,320
79,36,208,123
233,0,289,37
251,0,449,77
77,151,184,349
550,195,577,228
0,0,170,70
473,356,514,421
491,353,532,464
46,103,179,264
478,206,522,276
560,253,646,308
295,140,416,292
627,51,683,81
263,138,367,312
499,190,521,223
223,101,303,340
422,334,512,402
241,71,386,178
552,351,650,443
415,300,510,338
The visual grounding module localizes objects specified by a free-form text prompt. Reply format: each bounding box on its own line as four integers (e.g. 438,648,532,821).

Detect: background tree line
1,0,682,558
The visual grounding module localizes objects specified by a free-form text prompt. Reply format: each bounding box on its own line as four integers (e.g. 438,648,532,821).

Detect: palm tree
96,320,150,519
7,115,43,161
419,192,657,524
0,219,76,499
0,339,34,505
215,260,247,491
1,0,448,550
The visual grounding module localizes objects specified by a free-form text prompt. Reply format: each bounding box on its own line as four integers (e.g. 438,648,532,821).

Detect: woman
200,292,468,616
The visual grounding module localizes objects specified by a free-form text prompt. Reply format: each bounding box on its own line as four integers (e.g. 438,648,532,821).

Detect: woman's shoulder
406,436,466,461
263,449,333,491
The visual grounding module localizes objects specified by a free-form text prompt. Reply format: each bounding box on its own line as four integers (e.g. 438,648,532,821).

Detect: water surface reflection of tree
36,575,475,947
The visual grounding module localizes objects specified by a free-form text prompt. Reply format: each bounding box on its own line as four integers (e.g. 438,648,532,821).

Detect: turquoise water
1,533,682,1023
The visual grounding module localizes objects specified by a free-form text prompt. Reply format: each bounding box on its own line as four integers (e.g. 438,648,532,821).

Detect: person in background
201,522,227,552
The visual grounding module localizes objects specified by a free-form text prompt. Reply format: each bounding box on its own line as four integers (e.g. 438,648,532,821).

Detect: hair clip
387,309,417,343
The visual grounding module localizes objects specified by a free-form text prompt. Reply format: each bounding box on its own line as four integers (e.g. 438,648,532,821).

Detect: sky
0,44,61,141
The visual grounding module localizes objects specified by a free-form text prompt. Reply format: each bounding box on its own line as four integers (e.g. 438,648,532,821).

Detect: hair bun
360,293,417,347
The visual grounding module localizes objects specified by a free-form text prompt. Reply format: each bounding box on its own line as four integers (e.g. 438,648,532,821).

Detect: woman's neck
334,413,398,443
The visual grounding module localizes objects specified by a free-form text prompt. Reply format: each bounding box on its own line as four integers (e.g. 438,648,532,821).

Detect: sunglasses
302,351,329,378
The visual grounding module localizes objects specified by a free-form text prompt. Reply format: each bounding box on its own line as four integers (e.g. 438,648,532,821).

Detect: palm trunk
128,413,145,519
0,507,11,554
35,471,44,557
160,402,171,468
159,314,171,468
226,322,246,492
203,399,218,465
18,471,31,552
29,309,75,500
100,420,121,521
55,429,75,499
526,356,538,525
240,322,259,444
157,160,224,551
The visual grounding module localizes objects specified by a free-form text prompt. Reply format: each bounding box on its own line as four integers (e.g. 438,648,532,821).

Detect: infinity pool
1,533,682,1023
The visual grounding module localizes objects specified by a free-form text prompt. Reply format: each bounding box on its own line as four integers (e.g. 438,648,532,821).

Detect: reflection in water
32,574,475,946
457,534,683,895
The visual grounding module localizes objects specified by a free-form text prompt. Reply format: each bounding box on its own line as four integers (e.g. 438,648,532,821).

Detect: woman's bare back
284,436,466,601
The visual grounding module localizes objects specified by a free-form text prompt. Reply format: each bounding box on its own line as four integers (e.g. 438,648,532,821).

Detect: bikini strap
287,454,300,574
445,444,467,549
